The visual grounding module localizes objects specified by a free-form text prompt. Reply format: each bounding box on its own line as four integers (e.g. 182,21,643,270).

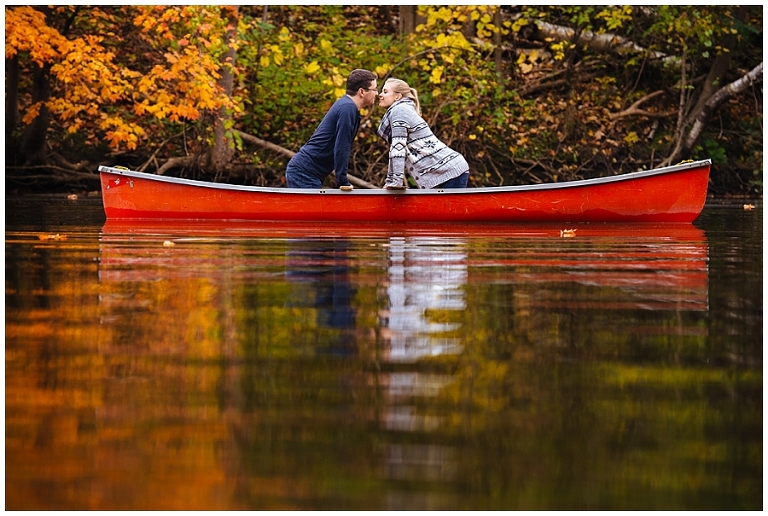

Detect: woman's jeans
435,171,469,189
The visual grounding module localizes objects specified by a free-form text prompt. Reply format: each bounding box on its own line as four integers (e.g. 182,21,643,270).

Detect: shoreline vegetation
5,6,763,196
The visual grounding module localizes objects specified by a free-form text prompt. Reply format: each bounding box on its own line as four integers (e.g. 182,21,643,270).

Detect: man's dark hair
346,69,376,95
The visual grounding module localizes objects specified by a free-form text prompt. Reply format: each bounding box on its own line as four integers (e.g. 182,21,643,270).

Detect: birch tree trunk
524,17,679,67
664,62,763,165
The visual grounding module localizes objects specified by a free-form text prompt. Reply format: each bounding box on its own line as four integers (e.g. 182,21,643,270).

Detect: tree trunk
400,6,416,35
461,9,475,40
20,64,52,166
208,6,238,174
16,6,77,168
6,56,20,136
399,6,425,36
378,6,398,34
6,55,21,165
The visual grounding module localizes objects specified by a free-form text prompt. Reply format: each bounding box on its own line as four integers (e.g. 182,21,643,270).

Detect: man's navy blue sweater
289,95,361,186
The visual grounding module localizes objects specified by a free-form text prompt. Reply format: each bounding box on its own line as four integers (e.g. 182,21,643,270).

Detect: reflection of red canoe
101,219,706,240
98,160,710,223
99,221,708,312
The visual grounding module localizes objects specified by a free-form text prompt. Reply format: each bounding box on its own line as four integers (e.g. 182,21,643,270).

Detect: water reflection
285,238,357,356
6,213,761,510
376,235,466,461
381,236,467,361
385,443,458,482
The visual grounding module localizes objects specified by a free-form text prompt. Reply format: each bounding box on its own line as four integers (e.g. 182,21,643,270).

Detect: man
285,69,378,189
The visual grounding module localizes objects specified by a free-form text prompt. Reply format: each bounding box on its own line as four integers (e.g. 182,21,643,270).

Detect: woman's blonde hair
385,78,421,116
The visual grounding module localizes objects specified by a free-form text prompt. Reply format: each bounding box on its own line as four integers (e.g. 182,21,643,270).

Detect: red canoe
98,159,710,223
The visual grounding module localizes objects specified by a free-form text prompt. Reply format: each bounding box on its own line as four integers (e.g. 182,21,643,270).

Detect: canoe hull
99,160,710,223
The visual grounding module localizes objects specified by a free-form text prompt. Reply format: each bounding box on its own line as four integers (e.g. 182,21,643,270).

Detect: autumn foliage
5,6,763,195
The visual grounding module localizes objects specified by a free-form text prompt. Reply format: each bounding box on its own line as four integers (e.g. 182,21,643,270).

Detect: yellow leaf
305,61,320,74
430,66,443,84
22,102,42,124
623,131,639,145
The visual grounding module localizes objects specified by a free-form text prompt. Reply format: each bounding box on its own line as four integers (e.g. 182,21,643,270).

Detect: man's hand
340,185,354,191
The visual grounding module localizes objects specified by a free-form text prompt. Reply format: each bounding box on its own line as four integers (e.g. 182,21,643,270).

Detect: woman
377,78,469,189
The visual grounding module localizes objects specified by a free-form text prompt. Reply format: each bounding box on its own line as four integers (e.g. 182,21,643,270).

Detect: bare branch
138,133,182,172
235,130,378,189
5,165,99,184
609,90,676,120
236,130,295,159
50,153,90,171
156,156,195,176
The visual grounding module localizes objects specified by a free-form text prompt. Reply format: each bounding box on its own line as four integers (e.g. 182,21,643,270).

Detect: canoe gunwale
98,159,712,195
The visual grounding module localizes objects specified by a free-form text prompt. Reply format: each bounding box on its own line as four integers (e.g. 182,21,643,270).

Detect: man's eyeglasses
363,88,378,93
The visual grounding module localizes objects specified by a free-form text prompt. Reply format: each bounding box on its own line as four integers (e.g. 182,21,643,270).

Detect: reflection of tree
381,236,468,362
285,238,357,356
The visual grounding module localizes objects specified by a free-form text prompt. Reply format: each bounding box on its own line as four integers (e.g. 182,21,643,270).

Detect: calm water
5,196,762,510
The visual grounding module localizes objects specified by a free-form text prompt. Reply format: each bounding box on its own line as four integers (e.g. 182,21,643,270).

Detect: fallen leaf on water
560,229,577,238
743,204,755,211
